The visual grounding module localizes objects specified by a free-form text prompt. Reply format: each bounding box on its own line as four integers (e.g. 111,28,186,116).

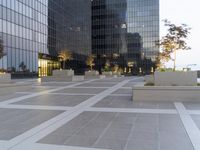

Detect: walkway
0,77,199,150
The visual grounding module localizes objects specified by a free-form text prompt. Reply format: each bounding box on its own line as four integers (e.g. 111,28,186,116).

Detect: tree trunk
173,50,176,71
63,61,65,69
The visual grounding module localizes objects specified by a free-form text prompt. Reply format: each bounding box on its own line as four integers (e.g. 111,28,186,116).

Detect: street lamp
186,64,197,68
184,64,197,71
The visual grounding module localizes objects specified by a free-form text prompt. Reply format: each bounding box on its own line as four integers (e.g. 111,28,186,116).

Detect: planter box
85,71,103,79
85,71,99,76
53,69,74,77
72,75,84,82
132,86,200,102
113,72,122,77
41,69,81,82
0,73,11,83
144,75,154,84
41,75,84,82
102,71,112,76
154,71,197,86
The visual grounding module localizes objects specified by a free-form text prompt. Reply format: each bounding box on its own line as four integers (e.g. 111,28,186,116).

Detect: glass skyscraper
92,0,159,74
0,0,159,77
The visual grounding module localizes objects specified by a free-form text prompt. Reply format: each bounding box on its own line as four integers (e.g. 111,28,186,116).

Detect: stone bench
132,86,200,102
41,75,84,82
0,73,11,83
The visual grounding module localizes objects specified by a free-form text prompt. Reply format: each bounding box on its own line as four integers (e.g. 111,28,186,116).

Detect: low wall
102,71,112,76
0,73,11,83
41,75,84,82
53,69,74,77
132,86,200,102
154,71,197,86
72,76,84,82
144,75,154,84
85,71,99,76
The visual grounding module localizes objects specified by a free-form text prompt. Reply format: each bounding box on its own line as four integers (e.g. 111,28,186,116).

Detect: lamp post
185,64,197,71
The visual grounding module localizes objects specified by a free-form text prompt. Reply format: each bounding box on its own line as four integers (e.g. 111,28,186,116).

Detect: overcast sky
160,0,200,70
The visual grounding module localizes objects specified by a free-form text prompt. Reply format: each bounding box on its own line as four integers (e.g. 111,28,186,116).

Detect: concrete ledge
144,75,154,83
53,70,74,77
102,71,113,76
41,75,84,82
0,73,11,83
154,71,197,86
85,71,100,79
132,86,200,102
85,71,99,76
72,76,84,81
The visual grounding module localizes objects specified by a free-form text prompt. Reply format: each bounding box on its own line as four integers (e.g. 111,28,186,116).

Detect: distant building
0,0,159,77
92,0,159,74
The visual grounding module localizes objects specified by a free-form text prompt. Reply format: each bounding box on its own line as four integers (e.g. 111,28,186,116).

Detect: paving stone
101,128,131,139
159,114,186,133
65,135,98,147
55,88,106,94
183,102,200,110
76,125,105,138
93,112,117,122
125,139,159,150
112,89,132,94
78,83,115,87
0,93,27,102
191,115,200,130
0,130,24,140
38,134,71,145
129,130,159,141
14,94,91,106
159,131,194,150
0,109,62,140
0,77,197,150
93,137,127,150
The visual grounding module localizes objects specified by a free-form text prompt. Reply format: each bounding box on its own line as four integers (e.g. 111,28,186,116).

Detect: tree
58,50,72,69
19,62,27,72
157,20,191,71
86,54,95,71
104,60,111,72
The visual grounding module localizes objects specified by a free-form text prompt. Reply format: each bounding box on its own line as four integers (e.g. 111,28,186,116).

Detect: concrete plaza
0,77,200,150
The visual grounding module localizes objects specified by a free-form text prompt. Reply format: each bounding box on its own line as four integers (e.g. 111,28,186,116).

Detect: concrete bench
41,75,84,82
0,73,11,83
132,86,200,102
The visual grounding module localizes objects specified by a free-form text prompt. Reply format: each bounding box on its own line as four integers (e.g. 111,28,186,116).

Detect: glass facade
0,0,91,76
0,0,48,75
92,0,159,74
0,0,159,76
47,0,91,74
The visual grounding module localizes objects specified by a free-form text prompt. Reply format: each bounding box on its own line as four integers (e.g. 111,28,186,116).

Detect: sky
160,0,200,70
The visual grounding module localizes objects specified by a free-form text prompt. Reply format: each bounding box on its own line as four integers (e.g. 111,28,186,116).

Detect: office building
0,0,159,77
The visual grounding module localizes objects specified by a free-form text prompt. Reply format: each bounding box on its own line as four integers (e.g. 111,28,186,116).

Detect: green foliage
103,67,111,72
19,62,27,72
145,82,154,86
86,55,95,70
157,68,173,72
156,20,191,71
104,60,111,72
58,50,72,69
58,50,72,62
